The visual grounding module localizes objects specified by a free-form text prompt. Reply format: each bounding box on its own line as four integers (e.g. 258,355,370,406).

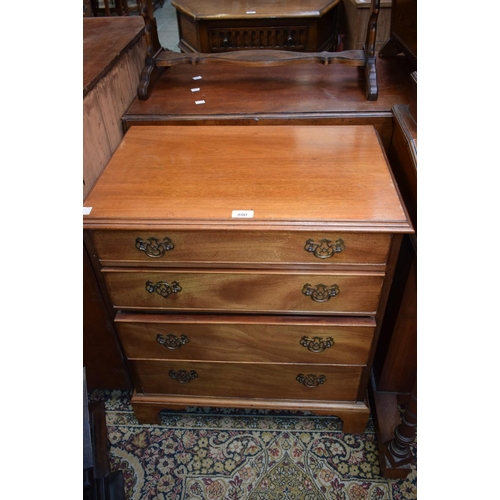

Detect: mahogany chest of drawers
83,125,412,432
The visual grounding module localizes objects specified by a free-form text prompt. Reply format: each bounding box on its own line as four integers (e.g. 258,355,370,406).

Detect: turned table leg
381,374,417,469
137,0,164,100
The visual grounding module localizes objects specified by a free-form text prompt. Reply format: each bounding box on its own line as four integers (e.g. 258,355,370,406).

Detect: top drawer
90,230,391,268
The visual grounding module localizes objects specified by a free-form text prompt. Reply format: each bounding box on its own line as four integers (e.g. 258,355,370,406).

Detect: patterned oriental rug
88,390,416,500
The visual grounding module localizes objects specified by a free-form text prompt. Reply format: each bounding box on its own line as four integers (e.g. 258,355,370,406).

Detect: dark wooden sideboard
172,0,341,53
83,16,147,390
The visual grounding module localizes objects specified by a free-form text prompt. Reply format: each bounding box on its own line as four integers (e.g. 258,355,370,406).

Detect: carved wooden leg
138,60,164,100
380,375,417,469
136,0,164,100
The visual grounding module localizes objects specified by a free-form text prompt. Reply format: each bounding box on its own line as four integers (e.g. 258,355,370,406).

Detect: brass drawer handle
304,238,345,259
145,280,182,298
296,373,326,388
300,336,334,353
156,333,189,350
169,369,198,384
302,283,340,302
135,236,174,257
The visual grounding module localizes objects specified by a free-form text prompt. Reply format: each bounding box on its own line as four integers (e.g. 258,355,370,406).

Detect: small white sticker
191,87,200,92
193,76,202,80
195,100,206,104
232,210,254,218
83,207,92,215
246,10,256,14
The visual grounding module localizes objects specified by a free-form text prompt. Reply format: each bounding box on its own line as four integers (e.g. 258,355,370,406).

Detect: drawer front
132,360,363,402
116,314,375,365
207,26,308,52
91,230,391,267
103,269,384,314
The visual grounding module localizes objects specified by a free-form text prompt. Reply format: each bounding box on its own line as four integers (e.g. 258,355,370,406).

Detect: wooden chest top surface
83,125,412,232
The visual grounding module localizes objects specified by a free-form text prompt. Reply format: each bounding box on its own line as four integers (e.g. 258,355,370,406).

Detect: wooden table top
83,17,145,96
123,55,414,124
171,0,341,20
83,125,412,233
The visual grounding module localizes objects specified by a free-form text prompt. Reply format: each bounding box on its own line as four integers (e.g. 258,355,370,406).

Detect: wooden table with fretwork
172,0,341,53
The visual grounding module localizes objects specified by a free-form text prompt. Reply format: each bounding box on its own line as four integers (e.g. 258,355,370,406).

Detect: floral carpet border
88,390,416,500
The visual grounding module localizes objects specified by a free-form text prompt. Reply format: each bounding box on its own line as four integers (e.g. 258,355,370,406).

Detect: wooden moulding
83,126,413,234
131,391,371,434
171,0,342,21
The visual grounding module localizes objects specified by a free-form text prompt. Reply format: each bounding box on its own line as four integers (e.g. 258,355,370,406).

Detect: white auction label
232,210,254,218
83,207,92,215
